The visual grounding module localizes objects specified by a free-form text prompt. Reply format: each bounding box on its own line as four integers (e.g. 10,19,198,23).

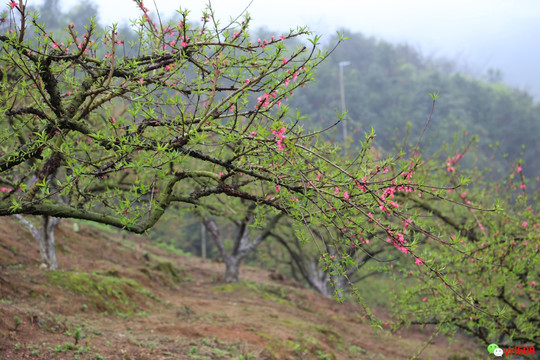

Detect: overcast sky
42,0,540,99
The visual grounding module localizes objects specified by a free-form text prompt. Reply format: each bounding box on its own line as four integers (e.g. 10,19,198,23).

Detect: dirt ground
0,217,485,359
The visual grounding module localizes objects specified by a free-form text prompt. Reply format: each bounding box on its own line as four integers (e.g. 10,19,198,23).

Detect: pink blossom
531,281,537,287
257,93,271,108
282,58,289,64
9,1,16,10
334,187,340,196
181,40,188,48
522,221,528,228
275,185,280,192
250,131,257,136
415,258,423,265
343,191,349,200
0,187,11,193
218,172,223,178
422,297,427,302
272,127,287,151
272,127,286,137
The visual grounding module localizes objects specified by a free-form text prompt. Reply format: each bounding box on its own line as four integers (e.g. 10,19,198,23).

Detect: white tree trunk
43,216,60,270
14,215,60,270
309,261,331,296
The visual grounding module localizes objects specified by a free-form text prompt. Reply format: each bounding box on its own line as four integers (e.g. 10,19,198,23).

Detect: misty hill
289,31,540,177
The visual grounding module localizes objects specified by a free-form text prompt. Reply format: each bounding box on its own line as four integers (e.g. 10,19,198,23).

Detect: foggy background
36,0,540,100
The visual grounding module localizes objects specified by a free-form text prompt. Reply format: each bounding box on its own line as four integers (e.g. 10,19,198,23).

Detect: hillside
0,217,485,360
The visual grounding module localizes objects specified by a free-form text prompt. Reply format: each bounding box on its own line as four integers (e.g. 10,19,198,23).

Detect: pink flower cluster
257,91,278,108
386,228,408,254
446,153,463,172
272,127,286,150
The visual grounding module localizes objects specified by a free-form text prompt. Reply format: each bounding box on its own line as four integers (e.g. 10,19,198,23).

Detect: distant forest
287,31,540,178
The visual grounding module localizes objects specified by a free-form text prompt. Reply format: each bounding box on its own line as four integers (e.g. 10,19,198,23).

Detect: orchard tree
0,1,330,230
390,139,539,348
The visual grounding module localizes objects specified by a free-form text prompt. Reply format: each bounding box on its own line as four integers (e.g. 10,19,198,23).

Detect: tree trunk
198,212,282,283
309,261,330,296
43,216,60,270
224,257,241,283
14,215,60,270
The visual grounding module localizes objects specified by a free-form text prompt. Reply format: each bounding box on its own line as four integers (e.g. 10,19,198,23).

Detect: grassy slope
0,217,485,360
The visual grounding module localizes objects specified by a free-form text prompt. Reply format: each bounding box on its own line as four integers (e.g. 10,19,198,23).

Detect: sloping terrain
0,217,484,359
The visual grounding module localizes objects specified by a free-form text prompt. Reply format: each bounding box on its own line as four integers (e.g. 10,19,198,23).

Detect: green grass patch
211,283,246,293
47,271,155,315
155,242,191,256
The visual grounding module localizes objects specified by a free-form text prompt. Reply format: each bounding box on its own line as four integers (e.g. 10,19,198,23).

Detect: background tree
14,214,60,269
197,201,283,283
267,220,388,296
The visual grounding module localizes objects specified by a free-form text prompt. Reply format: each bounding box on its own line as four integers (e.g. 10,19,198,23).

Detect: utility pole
339,61,351,140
